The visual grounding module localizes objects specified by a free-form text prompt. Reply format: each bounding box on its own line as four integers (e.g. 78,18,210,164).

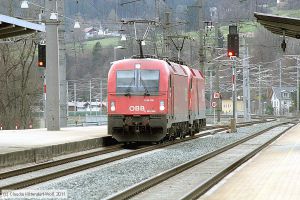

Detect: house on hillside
83,25,120,40
277,0,286,4
271,87,296,115
83,27,98,39
98,24,107,37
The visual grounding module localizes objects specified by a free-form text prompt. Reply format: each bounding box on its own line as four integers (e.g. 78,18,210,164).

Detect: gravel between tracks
28,121,284,200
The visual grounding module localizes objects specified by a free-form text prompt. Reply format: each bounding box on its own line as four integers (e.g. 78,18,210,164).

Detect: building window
282,92,288,98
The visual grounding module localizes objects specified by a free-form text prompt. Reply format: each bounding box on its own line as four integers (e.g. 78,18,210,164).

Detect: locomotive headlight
159,100,165,111
111,101,116,111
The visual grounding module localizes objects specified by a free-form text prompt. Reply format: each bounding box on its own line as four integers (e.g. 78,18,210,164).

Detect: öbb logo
129,106,145,112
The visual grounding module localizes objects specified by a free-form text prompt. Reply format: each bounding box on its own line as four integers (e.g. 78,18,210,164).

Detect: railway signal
211,101,217,124
211,101,217,108
38,44,46,67
227,25,239,57
213,92,220,99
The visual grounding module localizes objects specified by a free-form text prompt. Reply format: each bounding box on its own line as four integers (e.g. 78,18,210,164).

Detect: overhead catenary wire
21,0,101,27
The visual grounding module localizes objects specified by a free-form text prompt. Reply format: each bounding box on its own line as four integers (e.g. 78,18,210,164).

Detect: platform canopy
254,12,300,39
0,14,45,40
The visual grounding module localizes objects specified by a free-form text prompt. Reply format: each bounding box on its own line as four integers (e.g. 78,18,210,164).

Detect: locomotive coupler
135,125,140,133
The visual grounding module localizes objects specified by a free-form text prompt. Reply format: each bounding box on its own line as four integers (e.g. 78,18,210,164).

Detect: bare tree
0,38,40,129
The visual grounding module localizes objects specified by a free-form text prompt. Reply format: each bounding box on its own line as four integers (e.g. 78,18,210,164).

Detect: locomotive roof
111,58,204,79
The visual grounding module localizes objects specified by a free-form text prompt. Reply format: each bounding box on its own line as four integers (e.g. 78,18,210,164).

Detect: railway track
0,144,124,180
105,120,297,200
0,119,277,194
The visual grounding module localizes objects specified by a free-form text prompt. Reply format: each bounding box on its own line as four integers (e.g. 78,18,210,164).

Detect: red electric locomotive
107,58,206,142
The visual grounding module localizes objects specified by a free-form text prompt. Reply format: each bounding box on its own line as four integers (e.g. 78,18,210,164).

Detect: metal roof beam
258,20,300,38
0,24,15,30
254,12,300,39
0,14,45,39
0,29,35,39
258,20,299,33
0,26,27,35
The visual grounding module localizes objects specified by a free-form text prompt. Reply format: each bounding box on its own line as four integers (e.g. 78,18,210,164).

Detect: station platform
201,123,300,200
0,126,113,168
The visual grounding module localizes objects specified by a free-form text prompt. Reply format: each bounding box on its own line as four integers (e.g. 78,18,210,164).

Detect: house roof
83,27,97,33
272,86,296,100
0,14,45,39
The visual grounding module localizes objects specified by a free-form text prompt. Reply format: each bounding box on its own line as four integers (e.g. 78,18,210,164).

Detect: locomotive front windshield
116,70,159,95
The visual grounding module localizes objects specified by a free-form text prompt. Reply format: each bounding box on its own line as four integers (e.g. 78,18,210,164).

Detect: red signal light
228,51,234,57
38,61,44,67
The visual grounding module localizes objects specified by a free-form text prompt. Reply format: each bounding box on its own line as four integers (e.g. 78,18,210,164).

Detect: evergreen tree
92,41,102,66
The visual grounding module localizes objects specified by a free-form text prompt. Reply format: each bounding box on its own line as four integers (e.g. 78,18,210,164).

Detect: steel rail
180,122,297,200
0,144,123,180
0,124,227,193
106,120,296,200
0,120,254,180
0,120,271,193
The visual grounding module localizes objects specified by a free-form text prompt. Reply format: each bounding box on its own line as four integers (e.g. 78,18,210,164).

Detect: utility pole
45,0,60,131
214,22,221,122
210,70,213,114
189,39,193,65
155,0,160,21
198,0,205,72
115,0,118,21
74,82,77,116
258,64,262,115
247,58,251,119
66,81,69,118
89,80,92,116
58,0,67,127
163,12,171,58
215,65,221,122
100,79,103,124
8,0,13,16
279,59,282,116
242,37,251,121
297,58,300,115
231,56,237,132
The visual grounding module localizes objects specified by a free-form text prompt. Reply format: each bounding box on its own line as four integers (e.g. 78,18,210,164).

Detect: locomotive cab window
116,69,159,95
116,70,135,93
140,70,159,92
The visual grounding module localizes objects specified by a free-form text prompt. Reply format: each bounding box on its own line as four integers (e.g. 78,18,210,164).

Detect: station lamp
74,21,80,29
121,35,127,41
21,1,29,9
50,12,58,20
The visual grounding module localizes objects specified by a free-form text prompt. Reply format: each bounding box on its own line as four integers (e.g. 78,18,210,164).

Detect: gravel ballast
29,121,285,199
